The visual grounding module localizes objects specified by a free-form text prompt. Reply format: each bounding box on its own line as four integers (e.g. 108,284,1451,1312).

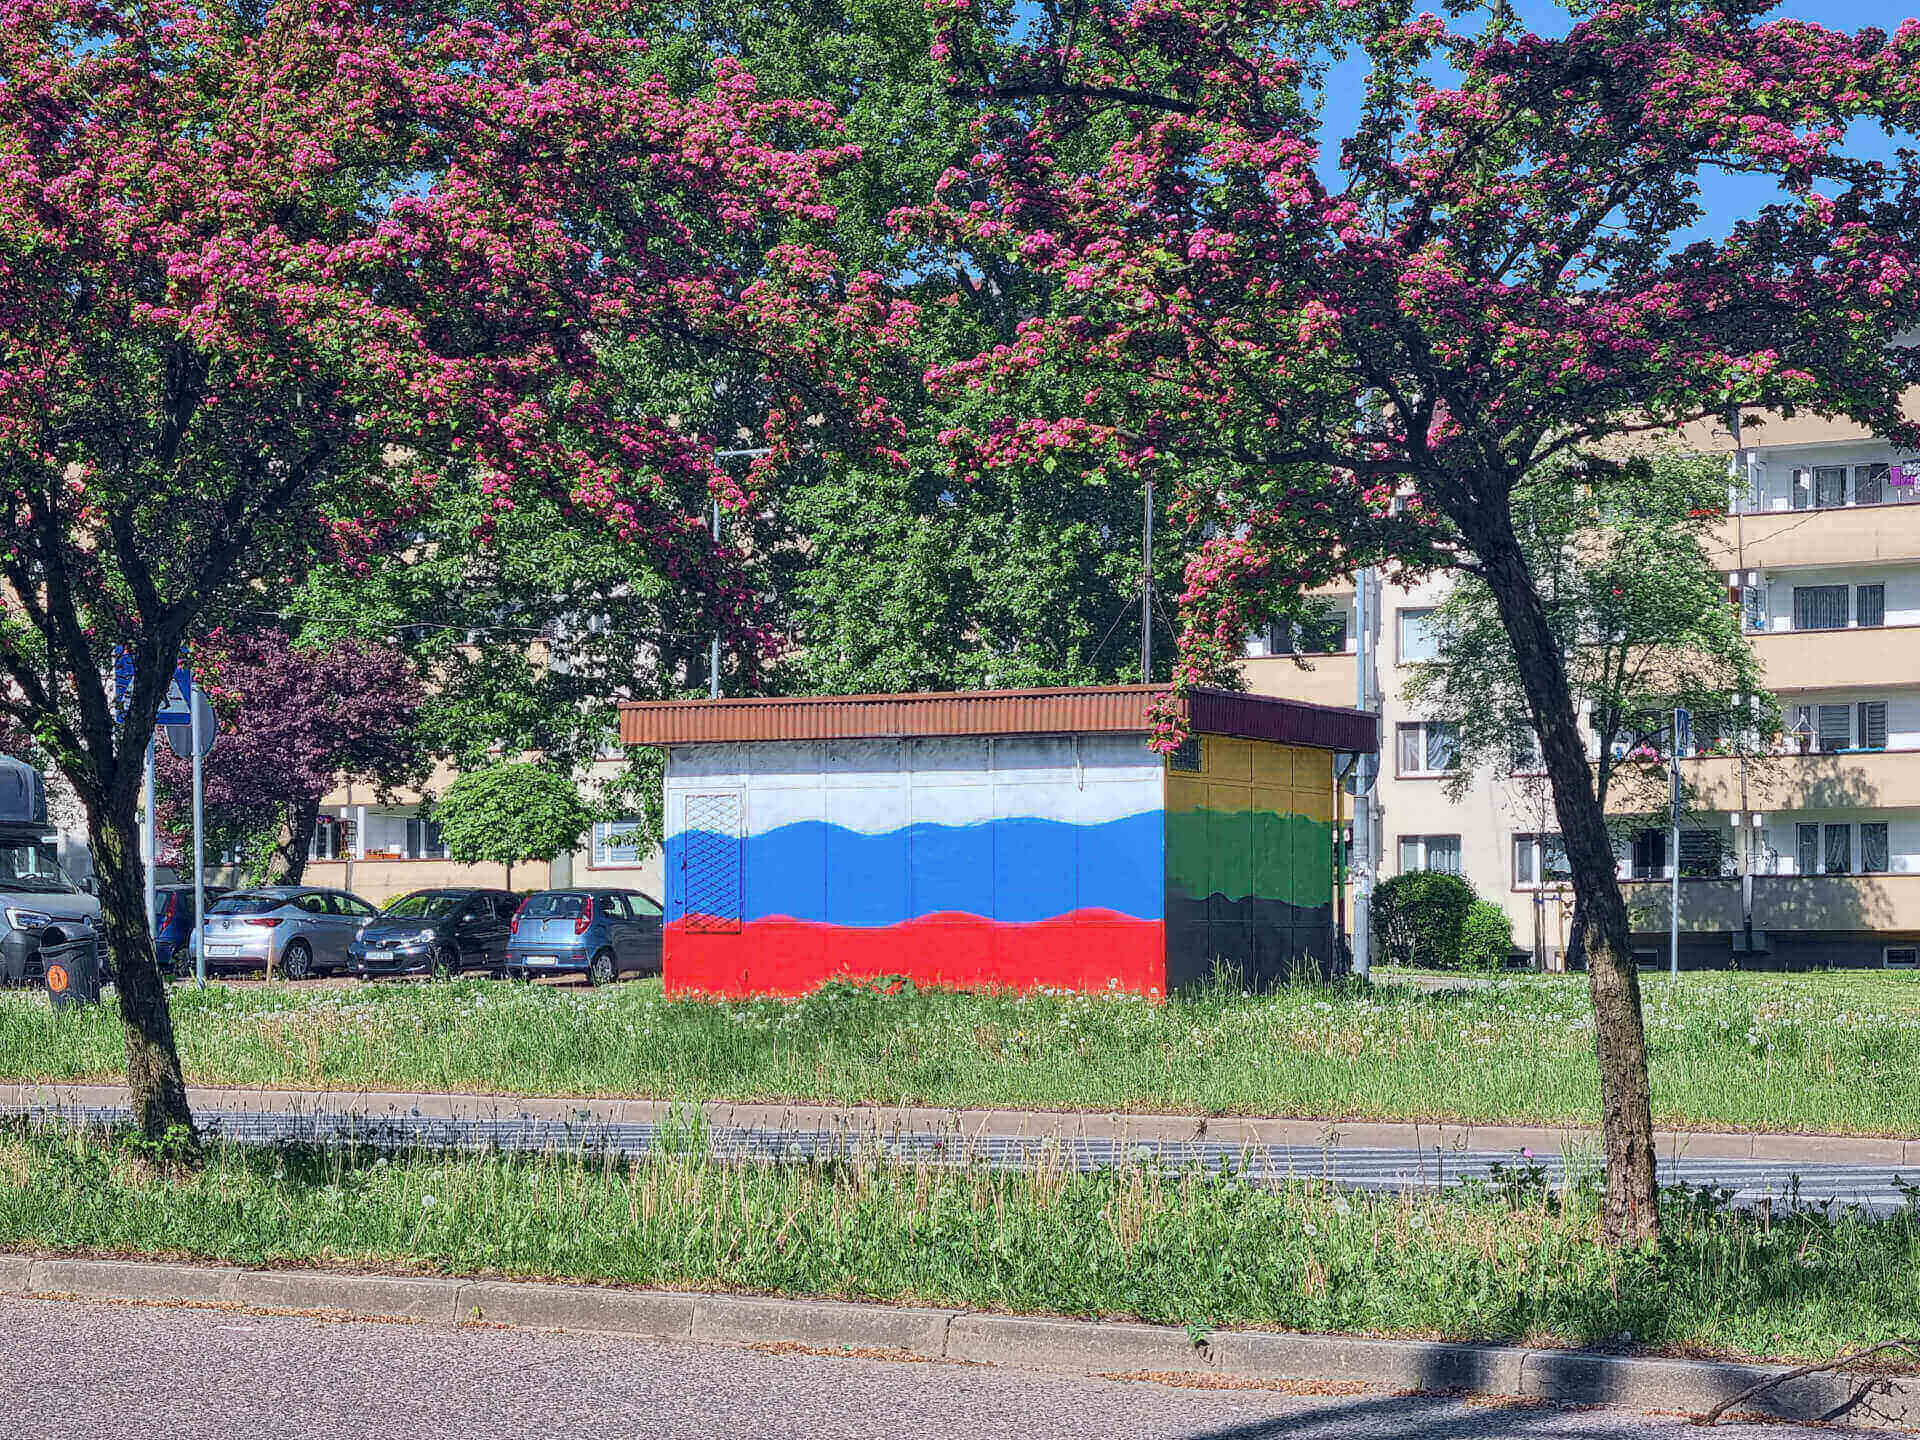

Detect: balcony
1241,651,1359,710
1624,875,1920,936
1705,504,1920,570
1671,748,1920,811
1748,624,1920,692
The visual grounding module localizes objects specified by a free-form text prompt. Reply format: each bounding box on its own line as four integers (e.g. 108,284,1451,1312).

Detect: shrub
1371,870,1477,968
1461,900,1516,972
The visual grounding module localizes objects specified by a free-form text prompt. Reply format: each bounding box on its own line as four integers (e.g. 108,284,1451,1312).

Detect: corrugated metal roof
618,685,1377,753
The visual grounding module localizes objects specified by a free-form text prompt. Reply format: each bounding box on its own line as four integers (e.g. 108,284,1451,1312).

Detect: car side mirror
81,876,99,897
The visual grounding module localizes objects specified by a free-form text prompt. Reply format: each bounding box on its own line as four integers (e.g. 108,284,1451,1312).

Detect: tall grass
2,1121,1917,1365
3,970,1918,1134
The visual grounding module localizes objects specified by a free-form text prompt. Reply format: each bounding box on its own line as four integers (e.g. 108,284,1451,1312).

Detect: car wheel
280,940,313,982
430,945,457,981
586,949,616,987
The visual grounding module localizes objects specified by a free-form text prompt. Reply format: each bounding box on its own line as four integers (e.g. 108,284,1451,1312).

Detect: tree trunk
1470,517,1660,1246
90,795,196,1146
273,797,319,886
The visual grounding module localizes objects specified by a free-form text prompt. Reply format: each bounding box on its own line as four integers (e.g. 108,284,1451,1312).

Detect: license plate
523,954,555,965
365,949,394,962
207,944,242,957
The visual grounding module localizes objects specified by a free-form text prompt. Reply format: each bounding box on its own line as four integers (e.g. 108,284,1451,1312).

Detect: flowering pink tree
155,631,423,886
915,0,1920,1242
0,0,911,1142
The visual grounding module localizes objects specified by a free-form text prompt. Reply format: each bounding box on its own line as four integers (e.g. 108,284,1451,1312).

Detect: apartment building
1243,405,1920,970
202,756,664,907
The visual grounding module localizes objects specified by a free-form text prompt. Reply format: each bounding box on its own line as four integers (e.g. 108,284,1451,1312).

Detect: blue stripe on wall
665,812,1164,926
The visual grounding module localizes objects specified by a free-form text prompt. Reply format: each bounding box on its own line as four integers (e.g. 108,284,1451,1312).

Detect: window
1630,829,1668,881
1857,584,1886,629
1792,467,1811,510
1263,612,1349,655
1678,829,1726,878
1861,823,1890,874
1510,728,1544,772
1814,465,1848,509
1886,946,1919,970
1824,823,1853,875
1397,608,1438,663
1168,736,1202,772
1859,701,1888,752
1817,704,1852,754
404,817,449,860
600,893,631,920
591,820,648,868
1792,585,1850,630
493,894,523,921
293,892,330,915
309,817,346,862
1797,823,1820,876
1396,721,1457,776
1513,833,1570,888
1398,835,1462,875
1743,581,1769,633
1857,463,1888,506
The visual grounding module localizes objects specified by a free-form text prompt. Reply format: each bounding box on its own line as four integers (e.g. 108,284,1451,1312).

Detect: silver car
196,887,379,980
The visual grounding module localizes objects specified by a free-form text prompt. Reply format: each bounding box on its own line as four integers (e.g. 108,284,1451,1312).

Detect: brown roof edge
618,685,1377,753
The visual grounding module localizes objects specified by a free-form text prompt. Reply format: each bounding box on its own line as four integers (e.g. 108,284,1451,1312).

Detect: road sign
156,664,193,726
163,688,216,760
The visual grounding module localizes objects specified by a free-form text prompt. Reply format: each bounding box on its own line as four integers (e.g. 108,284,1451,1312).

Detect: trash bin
42,935,102,1009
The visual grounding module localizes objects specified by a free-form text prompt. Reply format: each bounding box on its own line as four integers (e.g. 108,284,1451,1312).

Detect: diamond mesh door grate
682,792,743,933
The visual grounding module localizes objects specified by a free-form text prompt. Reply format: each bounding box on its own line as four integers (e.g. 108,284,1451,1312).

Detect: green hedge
1371,870,1477,968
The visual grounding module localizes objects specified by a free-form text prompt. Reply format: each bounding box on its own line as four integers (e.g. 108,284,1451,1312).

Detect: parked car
504,888,662,985
349,888,521,978
0,830,98,986
194,886,379,979
155,883,229,976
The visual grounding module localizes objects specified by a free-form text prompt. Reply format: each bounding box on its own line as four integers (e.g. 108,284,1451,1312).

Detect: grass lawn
3,969,1918,1135
2,1122,1916,1366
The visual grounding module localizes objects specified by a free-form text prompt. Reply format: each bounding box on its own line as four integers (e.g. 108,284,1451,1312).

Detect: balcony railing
1622,874,1920,934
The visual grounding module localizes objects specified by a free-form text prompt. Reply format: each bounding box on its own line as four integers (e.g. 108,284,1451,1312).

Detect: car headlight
5,908,53,932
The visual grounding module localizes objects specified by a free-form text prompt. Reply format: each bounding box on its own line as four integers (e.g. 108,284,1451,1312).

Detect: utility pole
141,738,156,933
1351,568,1381,979
709,495,722,700
190,686,206,989
708,447,771,700
1140,480,1154,683
1671,705,1690,979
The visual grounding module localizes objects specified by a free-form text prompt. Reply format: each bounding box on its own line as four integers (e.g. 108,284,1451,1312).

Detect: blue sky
1317,0,1913,235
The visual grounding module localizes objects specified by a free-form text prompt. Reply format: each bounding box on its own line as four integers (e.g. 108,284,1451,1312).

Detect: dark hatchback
349,888,522,978
155,883,228,975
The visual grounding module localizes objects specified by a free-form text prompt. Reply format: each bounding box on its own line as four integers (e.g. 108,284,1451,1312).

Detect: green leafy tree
1403,454,1779,960
432,764,593,892
1404,454,1776,816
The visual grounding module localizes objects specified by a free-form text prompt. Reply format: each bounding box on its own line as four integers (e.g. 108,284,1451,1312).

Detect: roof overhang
619,685,1377,754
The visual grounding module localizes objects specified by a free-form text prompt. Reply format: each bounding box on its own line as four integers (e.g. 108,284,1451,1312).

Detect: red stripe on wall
663,910,1165,999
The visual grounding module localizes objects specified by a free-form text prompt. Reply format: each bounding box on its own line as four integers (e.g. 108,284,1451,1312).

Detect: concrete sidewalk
3,1080,1915,1165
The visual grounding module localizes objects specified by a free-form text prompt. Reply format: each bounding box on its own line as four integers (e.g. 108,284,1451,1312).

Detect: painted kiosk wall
619,687,1377,998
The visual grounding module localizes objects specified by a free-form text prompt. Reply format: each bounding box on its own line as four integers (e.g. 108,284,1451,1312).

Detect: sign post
1671,706,1691,979
165,686,215,988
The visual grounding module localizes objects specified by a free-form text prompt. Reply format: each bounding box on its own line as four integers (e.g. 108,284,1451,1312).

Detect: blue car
504,888,662,985
155,884,227,976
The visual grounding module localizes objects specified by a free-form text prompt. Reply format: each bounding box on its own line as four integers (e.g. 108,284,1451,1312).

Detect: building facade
1243,406,1920,970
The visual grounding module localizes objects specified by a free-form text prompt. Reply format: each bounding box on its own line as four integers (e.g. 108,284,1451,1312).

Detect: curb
3,1255,1915,1429
4,1083,1914,1166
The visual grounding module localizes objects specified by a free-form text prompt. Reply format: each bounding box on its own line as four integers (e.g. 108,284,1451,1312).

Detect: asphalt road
13,1103,1914,1214
0,1294,1864,1440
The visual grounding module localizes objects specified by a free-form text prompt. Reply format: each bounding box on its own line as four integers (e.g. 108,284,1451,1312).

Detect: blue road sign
156,665,193,726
